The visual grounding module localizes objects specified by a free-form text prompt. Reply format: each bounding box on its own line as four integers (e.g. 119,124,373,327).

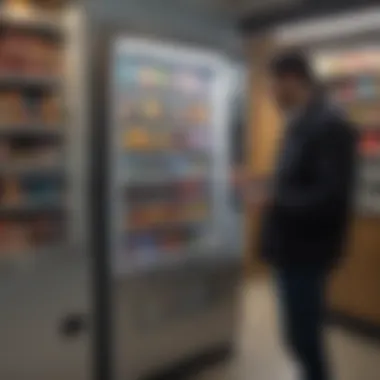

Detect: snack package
2,178,22,205
4,0,31,13
2,31,26,73
32,216,58,245
124,128,151,150
45,42,61,76
8,222,30,253
8,92,27,124
142,99,162,119
41,95,61,125
27,36,43,75
0,93,11,125
0,222,8,252
0,141,10,162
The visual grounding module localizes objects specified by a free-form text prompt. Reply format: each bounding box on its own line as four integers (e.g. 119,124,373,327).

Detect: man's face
270,74,301,112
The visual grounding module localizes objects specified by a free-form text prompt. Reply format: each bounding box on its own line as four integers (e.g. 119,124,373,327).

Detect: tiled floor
193,279,380,380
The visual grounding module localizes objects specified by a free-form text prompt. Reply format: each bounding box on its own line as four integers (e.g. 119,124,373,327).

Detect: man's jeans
276,267,330,380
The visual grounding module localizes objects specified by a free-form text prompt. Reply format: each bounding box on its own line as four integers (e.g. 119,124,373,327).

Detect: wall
245,35,282,276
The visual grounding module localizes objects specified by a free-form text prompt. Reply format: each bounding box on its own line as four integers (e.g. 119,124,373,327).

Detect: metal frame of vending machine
90,31,242,380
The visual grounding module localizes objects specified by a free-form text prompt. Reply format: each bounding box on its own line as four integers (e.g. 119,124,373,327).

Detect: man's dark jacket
261,97,357,268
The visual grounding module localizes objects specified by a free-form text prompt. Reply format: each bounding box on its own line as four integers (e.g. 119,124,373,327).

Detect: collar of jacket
288,94,329,133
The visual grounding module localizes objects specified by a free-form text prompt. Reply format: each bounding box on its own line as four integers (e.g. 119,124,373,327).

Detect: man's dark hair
270,50,315,85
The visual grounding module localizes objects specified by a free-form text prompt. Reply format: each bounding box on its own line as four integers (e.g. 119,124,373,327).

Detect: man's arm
274,120,357,221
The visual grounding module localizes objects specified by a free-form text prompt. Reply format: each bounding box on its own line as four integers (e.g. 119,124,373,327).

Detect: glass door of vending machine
107,37,241,379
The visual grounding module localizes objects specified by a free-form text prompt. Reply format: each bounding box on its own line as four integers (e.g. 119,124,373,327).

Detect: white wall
274,5,380,46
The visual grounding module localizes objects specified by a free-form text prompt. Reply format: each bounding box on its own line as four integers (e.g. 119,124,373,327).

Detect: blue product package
174,156,190,176
26,178,59,205
140,234,159,262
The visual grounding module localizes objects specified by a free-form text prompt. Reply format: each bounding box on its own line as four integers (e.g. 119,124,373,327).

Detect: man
261,51,357,380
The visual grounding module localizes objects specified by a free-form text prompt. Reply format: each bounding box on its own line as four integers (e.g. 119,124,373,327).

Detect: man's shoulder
317,102,357,140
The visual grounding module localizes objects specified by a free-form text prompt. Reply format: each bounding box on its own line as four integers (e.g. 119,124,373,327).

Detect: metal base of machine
113,259,241,380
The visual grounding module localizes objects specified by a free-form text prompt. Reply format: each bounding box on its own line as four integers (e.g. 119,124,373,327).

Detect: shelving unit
0,1,66,261
0,10,63,36
0,124,63,137
315,48,380,213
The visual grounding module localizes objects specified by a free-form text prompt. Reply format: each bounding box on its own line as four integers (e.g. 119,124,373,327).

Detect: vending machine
0,3,91,380
96,36,242,379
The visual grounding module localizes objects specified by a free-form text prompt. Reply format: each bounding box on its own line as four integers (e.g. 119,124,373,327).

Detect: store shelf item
317,47,380,214
110,39,229,270
0,2,67,260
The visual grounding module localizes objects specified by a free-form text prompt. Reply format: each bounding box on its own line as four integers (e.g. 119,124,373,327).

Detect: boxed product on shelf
8,142,58,165
0,91,62,126
160,231,184,252
40,94,61,124
188,104,209,124
182,180,207,200
315,49,380,78
31,216,62,245
0,29,62,76
3,0,47,14
0,175,62,206
349,105,380,125
0,91,27,125
359,130,380,156
131,233,158,254
141,99,162,119
26,176,62,202
184,202,208,221
0,221,30,253
321,47,380,215
0,141,10,161
9,92,28,123
123,128,151,149
0,216,62,254
1,177,22,204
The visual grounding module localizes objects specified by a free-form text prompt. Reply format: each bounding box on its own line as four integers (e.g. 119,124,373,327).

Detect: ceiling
158,0,302,19
88,0,303,56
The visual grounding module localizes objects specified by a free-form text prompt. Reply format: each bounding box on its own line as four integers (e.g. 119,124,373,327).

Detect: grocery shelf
119,173,208,185
323,71,380,84
127,198,208,207
357,124,380,131
0,74,60,89
0,5,68,266
359,153,380,161
0,200,63,215
0,163,63,176
0,9,64,38
0,125,63,137
125,148,211,156
128,218,206,232
336,97,380,105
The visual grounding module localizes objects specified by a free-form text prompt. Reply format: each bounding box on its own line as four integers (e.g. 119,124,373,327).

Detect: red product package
2,31,26,73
